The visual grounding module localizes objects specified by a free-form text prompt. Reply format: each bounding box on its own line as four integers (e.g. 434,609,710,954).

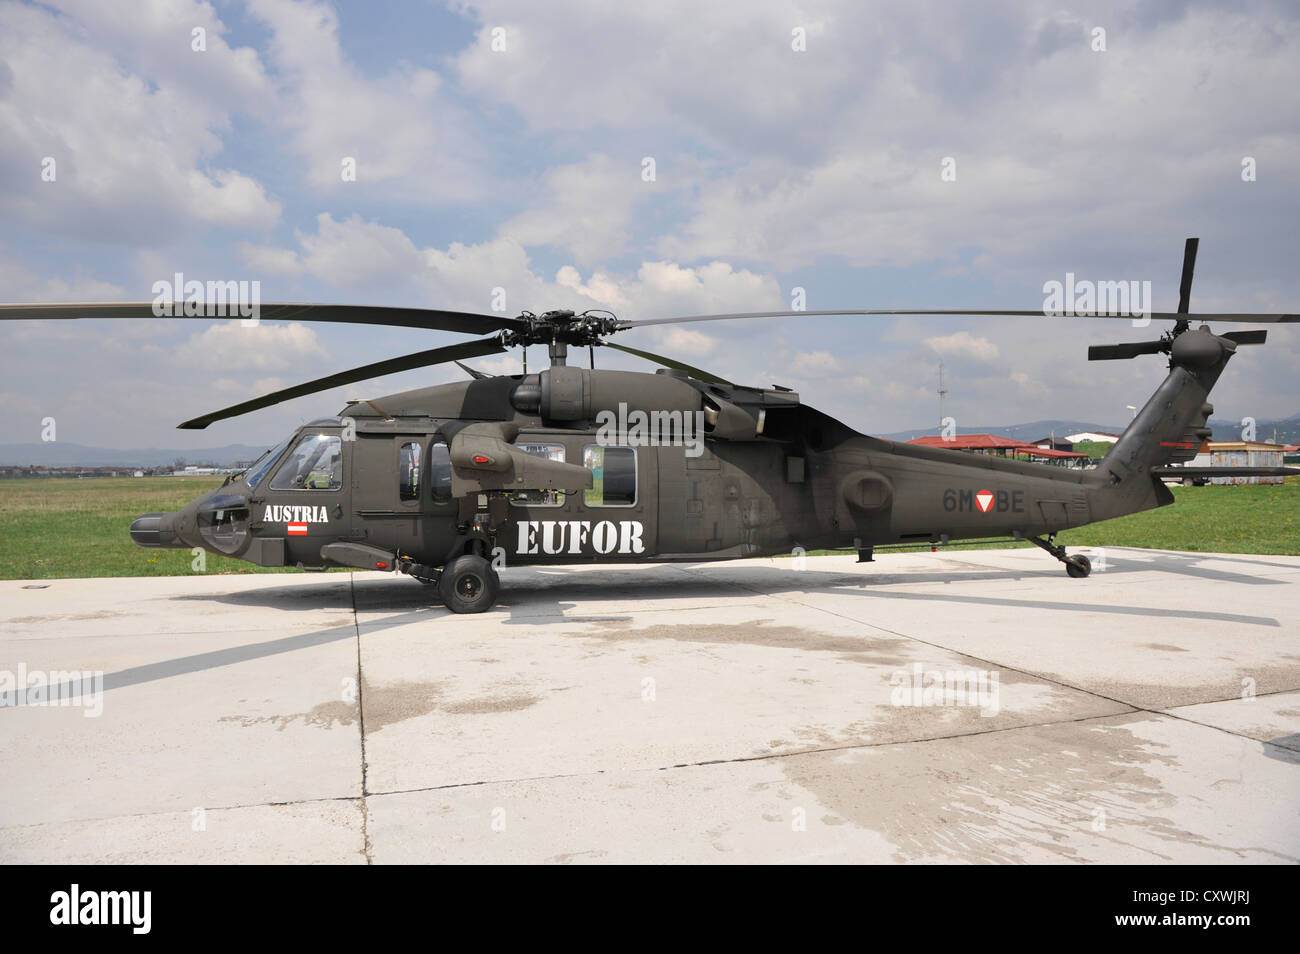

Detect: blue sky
1,0,1297,450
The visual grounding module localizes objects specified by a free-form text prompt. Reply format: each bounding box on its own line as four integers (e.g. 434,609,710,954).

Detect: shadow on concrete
1264,734,1300,759
0,602,439,709
4,548,1289,708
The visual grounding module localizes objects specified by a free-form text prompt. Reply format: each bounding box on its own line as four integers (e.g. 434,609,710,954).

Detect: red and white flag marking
287,522,309,535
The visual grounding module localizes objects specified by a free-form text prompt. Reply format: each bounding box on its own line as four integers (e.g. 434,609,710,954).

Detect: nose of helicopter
129,512,180,548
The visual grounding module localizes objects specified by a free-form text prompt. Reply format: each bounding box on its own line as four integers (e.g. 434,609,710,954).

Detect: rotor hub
498,310,621,361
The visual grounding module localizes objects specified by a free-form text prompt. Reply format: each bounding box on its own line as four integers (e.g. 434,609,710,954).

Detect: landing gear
1028,534,1092,579
1065,554,1092,578
438,553,499,613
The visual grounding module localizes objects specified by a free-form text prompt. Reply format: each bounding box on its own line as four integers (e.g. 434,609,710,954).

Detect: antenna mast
938,360,948,434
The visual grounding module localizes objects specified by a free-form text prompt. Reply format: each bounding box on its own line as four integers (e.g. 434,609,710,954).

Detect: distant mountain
0,442,273,467
4,409,1297,467
1208,414,1300,445
882,413,1300,446
878,420,1126,443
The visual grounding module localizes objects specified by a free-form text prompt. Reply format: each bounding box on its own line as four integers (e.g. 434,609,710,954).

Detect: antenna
938,360,948,433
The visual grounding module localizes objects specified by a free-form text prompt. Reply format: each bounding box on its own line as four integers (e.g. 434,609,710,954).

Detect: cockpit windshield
270,434,343,490
241,437,293,488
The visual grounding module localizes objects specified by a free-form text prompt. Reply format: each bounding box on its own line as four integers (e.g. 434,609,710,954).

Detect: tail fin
1086,327,1240,520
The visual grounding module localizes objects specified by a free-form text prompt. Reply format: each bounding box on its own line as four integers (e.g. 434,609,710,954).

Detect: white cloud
454,1,852,145
633,261,782,318
0,1,281,239
658,328,718,356
3,2,1298,448
545,2,1300,292
555,265,630,309
237,243,304,278
499,154,646,266
472,354,526,376
42,0,272,113
244,213,784,320
923,331,1000,362
173,321,327,371
299,214,425,285
791,350,845,375
0,260,125,302
1009,370,1049,399
246,0,487,198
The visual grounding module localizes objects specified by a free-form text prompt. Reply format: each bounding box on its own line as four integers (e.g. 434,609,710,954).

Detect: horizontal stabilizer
1151,466,1300,478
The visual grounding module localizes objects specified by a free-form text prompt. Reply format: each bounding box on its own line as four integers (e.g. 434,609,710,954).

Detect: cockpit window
243,437,293,489
270,434,343,491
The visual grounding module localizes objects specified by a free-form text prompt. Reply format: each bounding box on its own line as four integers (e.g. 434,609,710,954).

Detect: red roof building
906,433,1090,463
907,434,1026,452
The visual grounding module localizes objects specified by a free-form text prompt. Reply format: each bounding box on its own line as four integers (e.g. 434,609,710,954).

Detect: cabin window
429,441,452,504
399,442,422,501
583,445,637,507
269,434,342,491
508,442,565,507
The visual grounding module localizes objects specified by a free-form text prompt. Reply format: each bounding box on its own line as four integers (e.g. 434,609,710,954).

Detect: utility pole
938,361,947,435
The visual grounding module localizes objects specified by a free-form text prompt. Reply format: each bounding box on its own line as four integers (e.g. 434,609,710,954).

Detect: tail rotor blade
1087,340,1168,361
1177,237,1199,314
1221,329,1267,346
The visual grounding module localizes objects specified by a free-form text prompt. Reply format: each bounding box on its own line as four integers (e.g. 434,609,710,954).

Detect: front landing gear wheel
1065,554,1092,578
438,554,499,613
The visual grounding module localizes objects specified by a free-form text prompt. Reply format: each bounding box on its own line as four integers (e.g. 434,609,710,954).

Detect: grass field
0,475,1297,580
0,476,293,580
1050,478,1300,554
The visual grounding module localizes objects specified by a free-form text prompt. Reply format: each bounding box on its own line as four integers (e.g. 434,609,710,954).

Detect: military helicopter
3,238,1296,612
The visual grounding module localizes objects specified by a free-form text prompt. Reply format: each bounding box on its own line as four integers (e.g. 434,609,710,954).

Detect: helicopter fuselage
131,366,1118,576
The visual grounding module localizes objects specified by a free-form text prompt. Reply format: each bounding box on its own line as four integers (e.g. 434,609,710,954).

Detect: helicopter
2,238,1296,612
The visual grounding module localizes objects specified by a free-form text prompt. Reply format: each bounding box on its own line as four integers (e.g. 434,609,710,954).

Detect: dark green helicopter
3,238,1296,612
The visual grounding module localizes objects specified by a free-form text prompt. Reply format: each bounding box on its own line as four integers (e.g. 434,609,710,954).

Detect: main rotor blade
0,302,525,336
1177,237,1199,314
617,309,1299,328
600,342,733,386
177,337,506,429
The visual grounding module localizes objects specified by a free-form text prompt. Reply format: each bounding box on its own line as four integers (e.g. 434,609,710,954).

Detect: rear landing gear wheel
1065,554,1092,578
438,554,499,613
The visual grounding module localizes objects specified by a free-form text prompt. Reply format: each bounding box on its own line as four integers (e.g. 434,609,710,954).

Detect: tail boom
1086,326,1241,521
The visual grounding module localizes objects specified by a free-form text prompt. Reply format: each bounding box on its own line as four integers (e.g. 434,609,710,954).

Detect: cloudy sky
1,0,1297,450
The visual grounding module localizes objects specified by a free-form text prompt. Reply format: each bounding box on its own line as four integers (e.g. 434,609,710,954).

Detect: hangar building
1190,441,1289,485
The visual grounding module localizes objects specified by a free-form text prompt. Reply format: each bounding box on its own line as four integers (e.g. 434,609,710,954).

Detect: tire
1065,555,1092,578
438,554,499,613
